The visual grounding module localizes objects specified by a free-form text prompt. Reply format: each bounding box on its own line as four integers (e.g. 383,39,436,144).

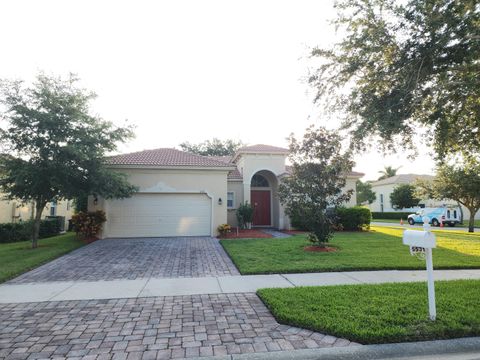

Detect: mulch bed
219,229,273,239
304,245,337,253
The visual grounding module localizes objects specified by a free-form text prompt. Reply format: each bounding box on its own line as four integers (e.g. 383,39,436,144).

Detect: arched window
251,174,269,187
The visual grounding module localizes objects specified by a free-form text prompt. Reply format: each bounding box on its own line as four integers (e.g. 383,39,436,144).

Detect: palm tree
378,166,401,180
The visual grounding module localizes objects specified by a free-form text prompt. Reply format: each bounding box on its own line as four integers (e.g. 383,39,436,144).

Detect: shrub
71,210,106,240
217,224,231,236
336,206,371,231
0,218,62,244
236,202,254,229
371,212,412,220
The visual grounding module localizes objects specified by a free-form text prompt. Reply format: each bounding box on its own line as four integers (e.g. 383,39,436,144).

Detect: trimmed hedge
371,212,412,220
290,206,371,232
0,218,63,244
336,206,371,231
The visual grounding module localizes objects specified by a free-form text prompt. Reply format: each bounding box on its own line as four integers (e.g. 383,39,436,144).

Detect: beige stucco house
90,144,363,238
367,174,480,220
0,195,74,229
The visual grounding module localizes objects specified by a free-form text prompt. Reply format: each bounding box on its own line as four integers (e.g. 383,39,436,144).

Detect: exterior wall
0,194,73,228
344,177,358,208
90,168,230,238
226,181,243,226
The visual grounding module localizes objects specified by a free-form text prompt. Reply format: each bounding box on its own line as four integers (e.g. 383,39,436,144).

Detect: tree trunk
457,202,464,224
31,200,46,249
467,209,476,233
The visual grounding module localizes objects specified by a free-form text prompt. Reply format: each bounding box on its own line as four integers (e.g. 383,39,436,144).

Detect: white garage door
107,193,212,237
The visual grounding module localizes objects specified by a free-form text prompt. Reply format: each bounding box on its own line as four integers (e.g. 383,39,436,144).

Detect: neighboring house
90,144,363,238
0,195,74,229
367,174,480,220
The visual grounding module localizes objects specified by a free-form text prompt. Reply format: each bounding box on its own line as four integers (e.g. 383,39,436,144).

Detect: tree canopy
310,0,480,158
179,138,244,156
378,166,401,181
0,73,137,247
356,180,376,205
416,159,480,232
278,126,354,245
390,184,421,210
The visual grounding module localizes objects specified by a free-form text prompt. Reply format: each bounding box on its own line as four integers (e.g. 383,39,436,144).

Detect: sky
0,0,436,181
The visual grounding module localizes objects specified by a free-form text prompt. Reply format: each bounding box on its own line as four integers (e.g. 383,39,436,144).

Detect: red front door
251,190,271,226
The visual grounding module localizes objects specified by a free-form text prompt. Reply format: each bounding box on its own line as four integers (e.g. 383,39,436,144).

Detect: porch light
218,198,223,205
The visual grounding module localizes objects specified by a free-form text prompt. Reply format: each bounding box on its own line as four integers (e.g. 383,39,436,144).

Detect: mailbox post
402,217,436,321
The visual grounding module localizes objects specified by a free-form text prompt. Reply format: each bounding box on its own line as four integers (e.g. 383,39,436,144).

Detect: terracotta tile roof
107,148,233,168
237,144,289,153
206,155,243,180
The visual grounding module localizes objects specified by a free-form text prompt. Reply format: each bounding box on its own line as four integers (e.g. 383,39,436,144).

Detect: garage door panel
107,193,212,237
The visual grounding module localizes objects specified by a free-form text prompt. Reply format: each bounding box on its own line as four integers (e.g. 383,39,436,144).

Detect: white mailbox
402,217,437,321
403,230,436,249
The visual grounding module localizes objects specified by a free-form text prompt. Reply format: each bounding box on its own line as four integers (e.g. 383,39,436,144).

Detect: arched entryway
250,170,279,227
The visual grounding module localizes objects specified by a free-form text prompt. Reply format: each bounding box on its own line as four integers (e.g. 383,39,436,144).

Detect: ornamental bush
71,210,107,240
336,206,371,231
371,212,412,220
236,202,254,229
0,218,62,244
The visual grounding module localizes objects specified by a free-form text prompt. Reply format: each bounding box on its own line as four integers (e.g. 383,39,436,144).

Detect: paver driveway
0,293,356,360
10,237,239,284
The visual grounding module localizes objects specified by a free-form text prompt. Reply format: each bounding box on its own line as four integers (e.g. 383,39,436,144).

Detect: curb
195,337,480,360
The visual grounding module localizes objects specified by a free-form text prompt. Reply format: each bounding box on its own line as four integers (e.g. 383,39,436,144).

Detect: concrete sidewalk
1,269,480,303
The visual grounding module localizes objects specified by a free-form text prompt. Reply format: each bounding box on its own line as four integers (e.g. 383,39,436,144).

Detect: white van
408,206,461,227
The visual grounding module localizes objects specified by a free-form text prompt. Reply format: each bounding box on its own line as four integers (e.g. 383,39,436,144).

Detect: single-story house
90,144,364,238
367,174,480,220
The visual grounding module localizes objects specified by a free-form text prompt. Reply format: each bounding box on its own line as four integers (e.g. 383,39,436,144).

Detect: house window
251,174,269,187
227,192,235,209
50,200,57,216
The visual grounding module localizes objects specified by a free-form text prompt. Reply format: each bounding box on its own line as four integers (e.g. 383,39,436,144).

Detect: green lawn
220,226,480,274
373,218,480,227
0,233,84,283
258,280,480,344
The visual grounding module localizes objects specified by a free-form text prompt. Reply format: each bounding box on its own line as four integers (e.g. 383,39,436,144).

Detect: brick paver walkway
10,237,239,284
0,293,356,359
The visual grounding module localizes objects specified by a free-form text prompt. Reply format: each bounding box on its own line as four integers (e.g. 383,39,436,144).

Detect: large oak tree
310,0,480,158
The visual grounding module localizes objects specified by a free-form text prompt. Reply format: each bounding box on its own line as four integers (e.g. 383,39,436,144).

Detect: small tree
416,159,480,232
278,126,354,246
0,73,137,248
356,180,376,205
390,184,421,210
179,138,244,156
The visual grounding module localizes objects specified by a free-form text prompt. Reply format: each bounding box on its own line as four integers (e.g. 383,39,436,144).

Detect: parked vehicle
407,206,461,227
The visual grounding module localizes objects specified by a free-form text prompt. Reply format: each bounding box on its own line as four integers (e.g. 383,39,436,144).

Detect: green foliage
377,166,401,181
0,73,137,247
258,280,480,344
236,202,254,229
73,195,88,213
390,184,421,210
0,232,83,283
0,219,62,244
179,138,244,156
371,212,412,220
356,180,376,205
71,210,107,239
220,227,480,275
416,158,480,232
278,126,354,245
336,206,371,231
310,0,480,158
